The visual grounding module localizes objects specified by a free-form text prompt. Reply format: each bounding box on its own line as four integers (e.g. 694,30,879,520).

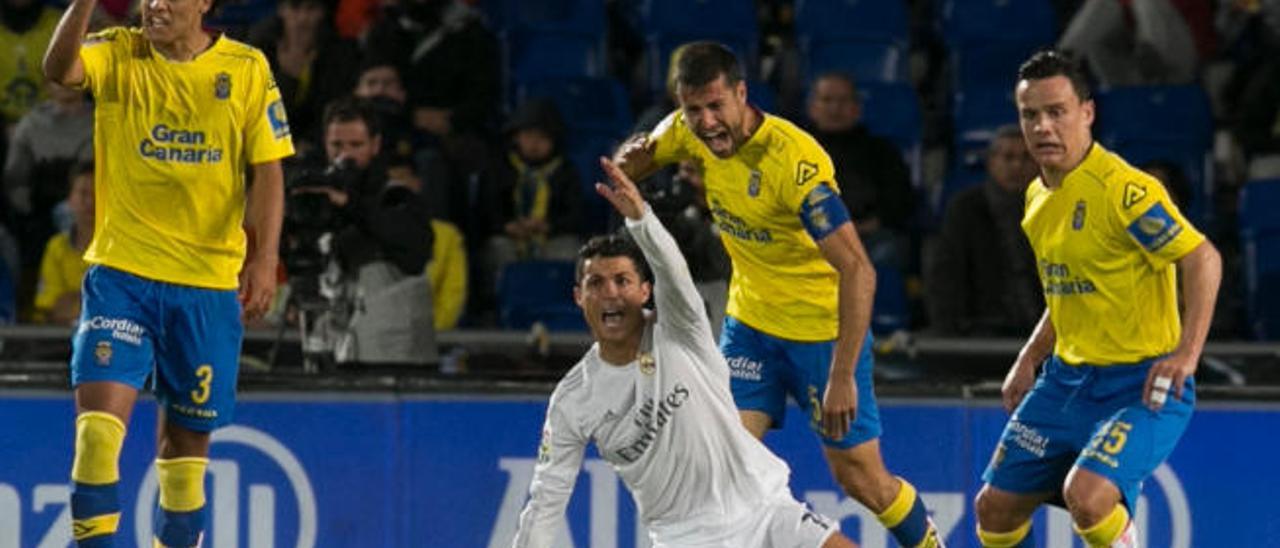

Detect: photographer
284,97,436,365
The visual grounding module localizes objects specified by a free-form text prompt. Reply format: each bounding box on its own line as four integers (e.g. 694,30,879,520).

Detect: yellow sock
71,412,126,484
876,478,917,528
978,520,1031,548
155,457,209,512
1075,504,1129,548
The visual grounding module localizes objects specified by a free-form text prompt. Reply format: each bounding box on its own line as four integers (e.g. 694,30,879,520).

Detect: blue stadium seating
514,77,633,136
484,0,606,35
498,260,587,331
0,260,12,325
805,40,909,85
872,264,910,335
1239,179,1280,340
746,80,778,113
795,0,910,84
640,0,758,96
503,30,604,82
565,131,623,234
1095,85,1215,221
939,0,1057,89
856,82,923,186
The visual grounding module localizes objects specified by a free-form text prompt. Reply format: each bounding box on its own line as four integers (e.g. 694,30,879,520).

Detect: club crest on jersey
214,72,231,100
747,170,761,197
795,160,818,186
638,352,656,375
1072,200,1086,230
94,341,112,366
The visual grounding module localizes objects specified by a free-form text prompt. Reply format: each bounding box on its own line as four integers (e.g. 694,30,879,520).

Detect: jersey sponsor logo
1123,182,1147,209
81,316,146,346
1039,261,1097,296
726,356,764,381
1127,202,1183,252
747,169,761,197
1072,200,1086,230
268,100,291,140
795,160,818,186
709,199,773,243
616,383,690,463
214,71,231,100
139,124,224,164
1007,420,1048,458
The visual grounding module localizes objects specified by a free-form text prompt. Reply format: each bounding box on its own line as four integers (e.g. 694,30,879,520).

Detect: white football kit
512,208,840,548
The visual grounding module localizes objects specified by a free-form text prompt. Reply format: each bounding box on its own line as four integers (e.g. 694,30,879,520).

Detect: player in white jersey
511,158,857,548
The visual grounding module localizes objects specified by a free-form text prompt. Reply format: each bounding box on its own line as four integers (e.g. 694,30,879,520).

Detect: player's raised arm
43,0,95,87
598,157,711,338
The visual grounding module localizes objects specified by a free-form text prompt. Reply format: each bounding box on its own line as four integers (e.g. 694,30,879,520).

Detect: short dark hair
673,41,744,90
322,97,381,137
1017,49,1091,101
575,233,651,285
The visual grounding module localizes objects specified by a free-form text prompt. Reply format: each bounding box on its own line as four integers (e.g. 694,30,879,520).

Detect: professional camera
281,157,361,283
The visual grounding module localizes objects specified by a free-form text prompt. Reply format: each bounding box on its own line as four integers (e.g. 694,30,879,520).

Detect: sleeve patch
1127,202,1183,252
1122,182,1147,209
795,160,819,186
267,100,291,140
799,184,850,241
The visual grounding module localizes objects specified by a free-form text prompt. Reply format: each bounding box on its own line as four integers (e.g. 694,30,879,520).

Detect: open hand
597,157,646,220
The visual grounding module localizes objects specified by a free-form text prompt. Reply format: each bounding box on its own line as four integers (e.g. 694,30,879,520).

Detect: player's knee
974,485,1025,528
1062,478,1116,525
156,457,209,512
72,412,127,484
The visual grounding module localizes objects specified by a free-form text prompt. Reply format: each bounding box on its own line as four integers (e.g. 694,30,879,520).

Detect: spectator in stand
926,125,1043,336
1059,0,1216,86
805,71,914,271
352,59,454,220
386,154,468,330
0,0,60,128
4,79,93,219
249,0,359,149
33,161,93,326
485,98,584,275
1219,0,1280,177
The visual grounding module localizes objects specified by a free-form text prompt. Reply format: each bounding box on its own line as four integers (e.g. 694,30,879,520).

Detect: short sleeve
78,27,126,96
243,52,295,164
649,110,693,166
778,134,838,215
1109,175,1205,266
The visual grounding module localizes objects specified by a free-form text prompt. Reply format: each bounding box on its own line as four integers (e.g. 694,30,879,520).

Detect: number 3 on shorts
191,365,213,405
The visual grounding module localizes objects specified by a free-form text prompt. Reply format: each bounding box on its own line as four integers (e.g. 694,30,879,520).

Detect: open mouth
601,308,625,327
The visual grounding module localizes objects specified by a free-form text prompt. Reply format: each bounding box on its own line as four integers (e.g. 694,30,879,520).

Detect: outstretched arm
815,222,876,441
512,403,587,548
43,0,95,86
598,157,710,337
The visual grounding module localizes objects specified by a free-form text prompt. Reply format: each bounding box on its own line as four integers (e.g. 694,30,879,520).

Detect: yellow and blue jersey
0,7,58,122
649,110,840,341
1022,143,1205,365
77,28,295,289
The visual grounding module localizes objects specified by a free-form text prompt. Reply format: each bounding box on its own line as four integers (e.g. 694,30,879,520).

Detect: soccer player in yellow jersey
974,51,1222,548
43,0,293,542
616,41,943,547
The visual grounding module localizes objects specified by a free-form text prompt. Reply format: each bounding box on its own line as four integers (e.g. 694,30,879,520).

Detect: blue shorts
982,355,1195,514
70,265,244,432
720,316,881,449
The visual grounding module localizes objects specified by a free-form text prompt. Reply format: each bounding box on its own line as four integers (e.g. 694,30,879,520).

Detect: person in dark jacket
926,125,1043,336
485,98,584,270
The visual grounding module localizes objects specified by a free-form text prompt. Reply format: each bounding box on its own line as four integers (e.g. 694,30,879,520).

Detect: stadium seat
872,264,910,335
503,30,604,82
1095,85,1215,221
484,0,606,35
952,85,1018,173
746,80,778,114
514,77,633,136
856,82,923,186
497,260,587,331
640,0,758,96
1239,179,1280,340
939,0,1057,89
565,131,624,234
795,0,910,84
805,40,909,85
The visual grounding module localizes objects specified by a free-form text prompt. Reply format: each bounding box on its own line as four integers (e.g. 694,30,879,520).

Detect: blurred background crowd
1,0,1278,360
